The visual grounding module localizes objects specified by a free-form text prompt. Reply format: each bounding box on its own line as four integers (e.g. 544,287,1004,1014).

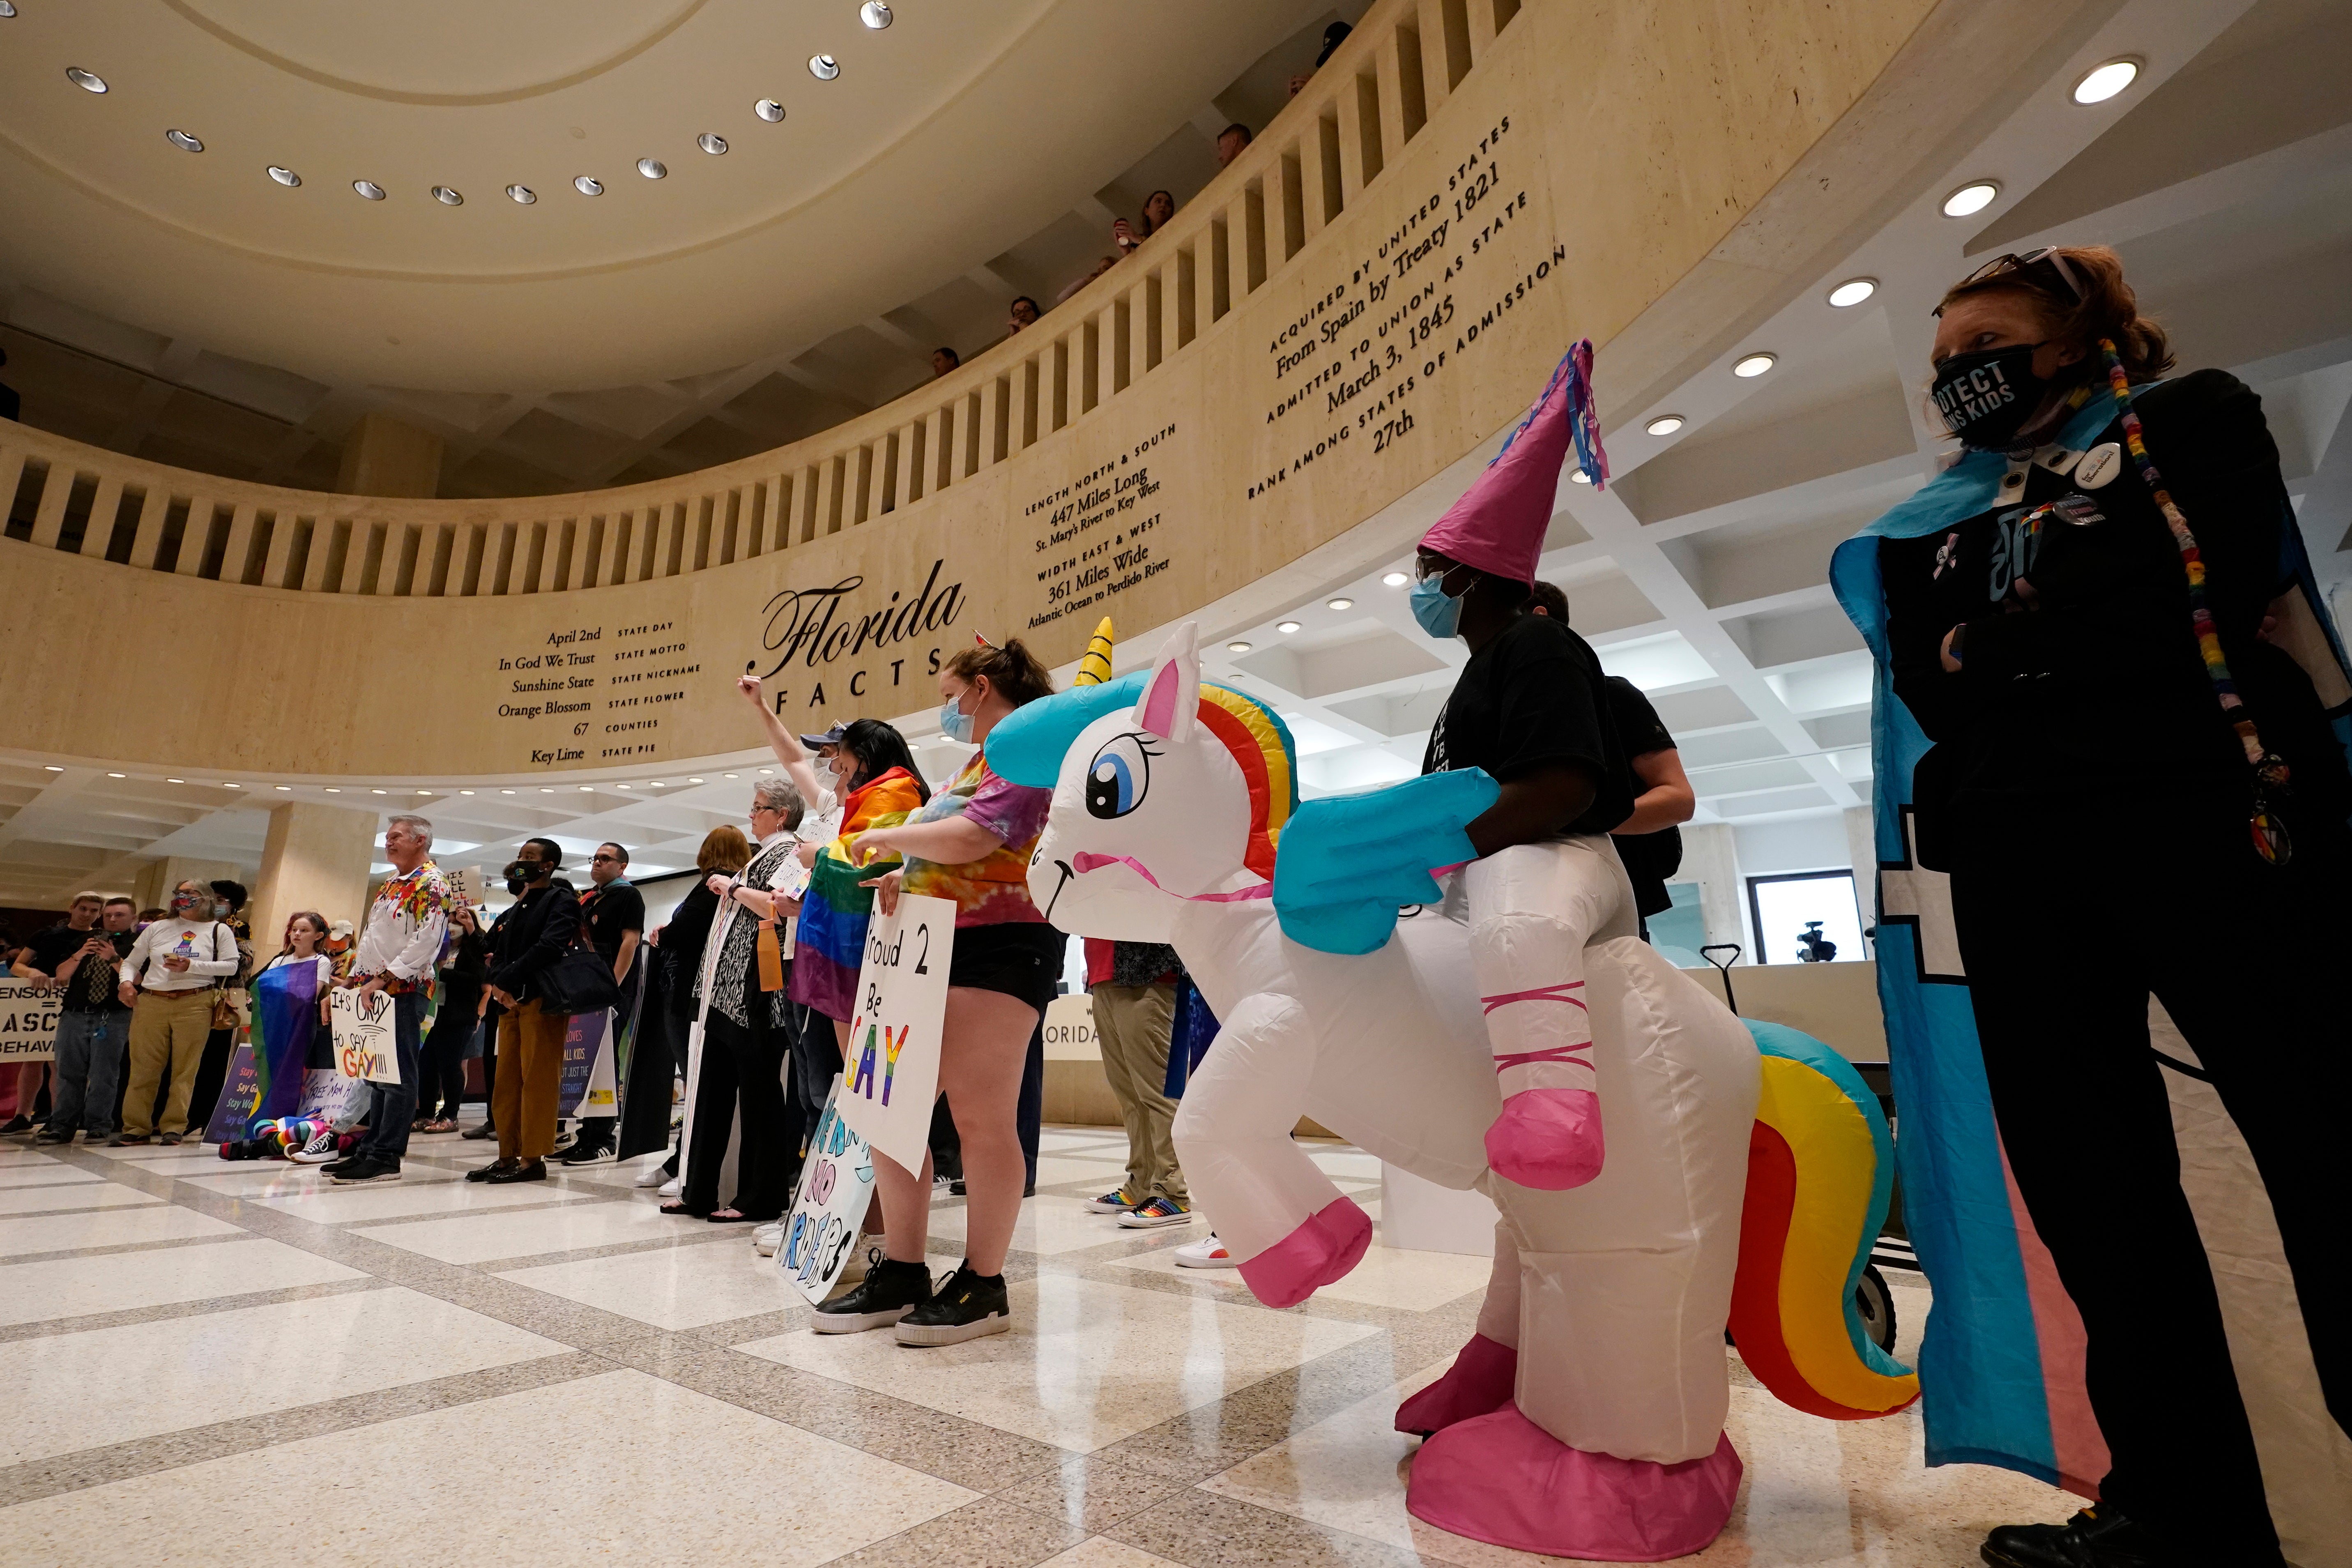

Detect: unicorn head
984,622,1298,941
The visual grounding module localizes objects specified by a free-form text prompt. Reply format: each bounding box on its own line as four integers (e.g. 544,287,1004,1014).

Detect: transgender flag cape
1831,388,2352,1560
248,960,320,1130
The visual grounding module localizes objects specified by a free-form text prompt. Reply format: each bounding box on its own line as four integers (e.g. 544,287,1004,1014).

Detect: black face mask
1931,343,2049,451
504,860,541,896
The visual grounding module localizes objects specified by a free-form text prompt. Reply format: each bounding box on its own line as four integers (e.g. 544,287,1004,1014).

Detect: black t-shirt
581,882,644,965
1422,613,1632,836
1603,677,1682,917
32,925,133,1013
1880,369,2351,848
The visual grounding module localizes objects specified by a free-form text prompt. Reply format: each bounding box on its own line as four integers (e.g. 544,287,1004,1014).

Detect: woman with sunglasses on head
814,639,1063,1346
1844,246,2352,1568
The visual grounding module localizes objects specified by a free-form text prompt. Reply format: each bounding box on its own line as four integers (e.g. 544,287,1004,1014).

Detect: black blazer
486,880,582,1004
659,882,722,1018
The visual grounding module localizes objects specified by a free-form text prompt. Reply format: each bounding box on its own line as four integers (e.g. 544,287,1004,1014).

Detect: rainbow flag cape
789,767,927,1022
247,960,320,1131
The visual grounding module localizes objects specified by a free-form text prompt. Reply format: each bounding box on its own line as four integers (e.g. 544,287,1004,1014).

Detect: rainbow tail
1727,1020,1920,1419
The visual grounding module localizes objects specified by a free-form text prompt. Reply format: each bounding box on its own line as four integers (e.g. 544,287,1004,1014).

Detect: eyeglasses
591,852,622,863
1955,247,2086,304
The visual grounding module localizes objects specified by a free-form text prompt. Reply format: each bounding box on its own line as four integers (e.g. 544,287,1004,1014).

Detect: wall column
1678,823,1749,961
336,412,444,500
248,801,378,958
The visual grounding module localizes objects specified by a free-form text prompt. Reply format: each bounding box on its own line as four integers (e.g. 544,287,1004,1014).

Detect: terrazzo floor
0,1121,2076,1565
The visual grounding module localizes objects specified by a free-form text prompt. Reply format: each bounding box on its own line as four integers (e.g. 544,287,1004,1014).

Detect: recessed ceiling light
460,789,475,795
107,771,126,778
506,183,536,204
501,788,516,794
809,54,840,80
724,773,739,779
541,788,554,794
1277,620,1302,634
354,180,385,200
1827,277,1876,308
372,788,387,795
44,764,64,771
275,784,291,791
1733,352,1777,378
651,781,667,787
2071,58,2139,104
1645,414,1684,435
432,185,463,205
697,133,727,155
574,175,603,195
755,98,786,122
324,786,338,792
166,129,204,153
267,165,301,187
861,2,893,27
416,789,431,796
689,777,705,784
759,768,773,775
223,782,242,789
1227,641,1252,653
580,785,594,792
1941,181,1998,217
637,157,667,179
67,67,107,93
168,777,185,783
1327,596,1353,610
1381,571,1411,587
617,783,632,790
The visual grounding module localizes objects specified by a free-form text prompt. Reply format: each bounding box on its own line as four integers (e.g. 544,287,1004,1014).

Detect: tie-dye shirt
901,754,1053,927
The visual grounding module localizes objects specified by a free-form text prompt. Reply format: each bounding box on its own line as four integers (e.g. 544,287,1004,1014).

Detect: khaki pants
122,988,217,1137
1092,981,1185,1202
495,999,566,1160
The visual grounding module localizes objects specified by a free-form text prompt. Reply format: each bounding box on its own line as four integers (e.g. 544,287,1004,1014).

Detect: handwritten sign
833,892,955,1173
0,979,62,1062
329,987,401,1084
779,1079,877,1306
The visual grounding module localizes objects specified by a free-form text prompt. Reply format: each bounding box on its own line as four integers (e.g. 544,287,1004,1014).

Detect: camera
1795,921,1837,963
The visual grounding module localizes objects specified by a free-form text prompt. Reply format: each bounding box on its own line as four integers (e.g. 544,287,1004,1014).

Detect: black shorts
945,922,1066,1017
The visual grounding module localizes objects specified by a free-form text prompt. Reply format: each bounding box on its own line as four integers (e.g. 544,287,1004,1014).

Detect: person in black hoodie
1876,246,2352,1568
470,838,579,1184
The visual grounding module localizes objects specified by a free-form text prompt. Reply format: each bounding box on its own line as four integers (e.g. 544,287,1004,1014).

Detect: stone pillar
336,412,443,499
248,801,377,956
1842,805,1880,956
1677,823,1749,961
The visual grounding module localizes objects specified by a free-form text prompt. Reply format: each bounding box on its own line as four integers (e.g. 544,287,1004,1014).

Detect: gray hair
752,777,805,829
385,813,435,847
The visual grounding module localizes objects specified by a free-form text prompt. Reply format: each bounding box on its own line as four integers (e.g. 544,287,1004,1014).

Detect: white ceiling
5,0,2352,912
0,0,1363,496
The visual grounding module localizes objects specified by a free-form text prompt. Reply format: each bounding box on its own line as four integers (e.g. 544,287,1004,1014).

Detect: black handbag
533,931,620,1018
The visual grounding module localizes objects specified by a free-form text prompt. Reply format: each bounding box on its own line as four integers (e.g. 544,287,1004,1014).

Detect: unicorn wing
1272,769,1500,955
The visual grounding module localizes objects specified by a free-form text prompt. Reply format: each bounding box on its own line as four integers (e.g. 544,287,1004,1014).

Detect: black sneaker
329,1155,402,1185
895,1264,1010,1346
0,1114,34,1135
556,1137,615,1165
1982,1508,2183,1568
811,1257,934,1334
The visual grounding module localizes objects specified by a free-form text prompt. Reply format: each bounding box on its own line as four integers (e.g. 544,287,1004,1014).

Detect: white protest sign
452,866,488,906
329,986,402,1084
0,979,62,1063
833,891,955,1173
780,1079,877,1306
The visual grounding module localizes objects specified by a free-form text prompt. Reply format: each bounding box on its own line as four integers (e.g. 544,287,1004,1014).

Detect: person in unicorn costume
989,348,1919,1561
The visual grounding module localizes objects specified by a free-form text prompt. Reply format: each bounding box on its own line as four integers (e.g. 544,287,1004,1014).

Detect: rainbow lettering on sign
880,1025,909,1105
849,1018,878,1099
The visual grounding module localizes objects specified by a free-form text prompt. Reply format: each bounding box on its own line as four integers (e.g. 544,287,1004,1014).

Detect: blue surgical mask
1410,574,1465,639
939,694,976,744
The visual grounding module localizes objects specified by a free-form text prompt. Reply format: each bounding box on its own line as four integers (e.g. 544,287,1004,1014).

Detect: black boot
811,1257,932,1333
1982,1508,2184,1568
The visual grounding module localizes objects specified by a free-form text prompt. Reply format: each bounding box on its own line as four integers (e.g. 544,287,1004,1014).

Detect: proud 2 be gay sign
831,893,955,1174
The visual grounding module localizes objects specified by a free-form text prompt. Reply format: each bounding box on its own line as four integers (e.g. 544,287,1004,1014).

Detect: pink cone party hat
1418,341,1607,585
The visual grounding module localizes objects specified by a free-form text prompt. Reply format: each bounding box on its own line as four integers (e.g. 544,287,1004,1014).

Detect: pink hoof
1234,1197,1372,1308
1407,1403,1741,1561
1395,1333,1517,1436
1484,1087,1605,1190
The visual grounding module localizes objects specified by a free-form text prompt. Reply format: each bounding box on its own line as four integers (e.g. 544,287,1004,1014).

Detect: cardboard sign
329,986,401,1084
452,866,488,906
0,979,62,1062
833,893,955,1173
780,1078,877,1306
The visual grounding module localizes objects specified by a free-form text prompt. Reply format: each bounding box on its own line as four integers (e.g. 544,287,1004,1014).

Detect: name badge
2075,442,2123,489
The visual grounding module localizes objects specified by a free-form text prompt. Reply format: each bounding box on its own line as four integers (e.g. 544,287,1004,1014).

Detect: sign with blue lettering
833,892,954,1173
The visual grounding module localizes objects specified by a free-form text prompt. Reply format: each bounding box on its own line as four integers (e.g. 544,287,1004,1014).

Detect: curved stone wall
5,0,1977,780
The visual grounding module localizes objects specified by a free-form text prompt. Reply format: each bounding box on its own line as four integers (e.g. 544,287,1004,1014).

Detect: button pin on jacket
2074,442,2122,489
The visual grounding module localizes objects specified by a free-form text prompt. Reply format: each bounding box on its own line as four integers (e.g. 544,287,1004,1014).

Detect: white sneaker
755,1226,784,1257
1173,1234,1239,1269
658,1176,681,1199
288,1130,339,1165
634,1162,674,1188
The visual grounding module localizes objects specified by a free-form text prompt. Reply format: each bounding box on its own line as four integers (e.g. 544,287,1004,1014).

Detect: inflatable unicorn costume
987,351,1917,1561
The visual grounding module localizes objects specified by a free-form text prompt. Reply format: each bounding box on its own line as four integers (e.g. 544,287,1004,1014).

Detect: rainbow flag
789,767,927,1022
247,961,320,1131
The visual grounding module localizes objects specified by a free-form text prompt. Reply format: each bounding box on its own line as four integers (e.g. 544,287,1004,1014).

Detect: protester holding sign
817,638,1063,1347
323,815,450,1185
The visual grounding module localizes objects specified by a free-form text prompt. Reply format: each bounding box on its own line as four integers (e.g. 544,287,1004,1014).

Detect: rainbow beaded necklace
2097,336,2293,863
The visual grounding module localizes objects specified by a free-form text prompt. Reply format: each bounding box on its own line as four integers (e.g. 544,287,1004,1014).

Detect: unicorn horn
1075,618,1115,687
